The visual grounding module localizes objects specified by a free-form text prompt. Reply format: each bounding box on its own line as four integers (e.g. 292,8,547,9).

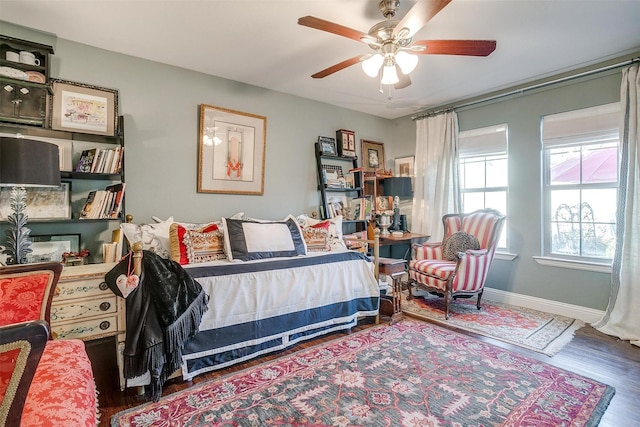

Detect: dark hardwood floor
89,316,640,426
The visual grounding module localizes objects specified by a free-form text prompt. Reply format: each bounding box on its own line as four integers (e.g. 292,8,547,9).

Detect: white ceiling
2,0,639,119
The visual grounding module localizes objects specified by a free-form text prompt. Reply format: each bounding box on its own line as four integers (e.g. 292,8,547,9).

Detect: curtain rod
412,57,640,121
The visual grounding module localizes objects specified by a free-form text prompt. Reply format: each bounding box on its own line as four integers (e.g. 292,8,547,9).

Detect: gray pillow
443,231,480,261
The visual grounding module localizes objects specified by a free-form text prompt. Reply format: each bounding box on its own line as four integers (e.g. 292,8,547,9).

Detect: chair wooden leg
406,280,414,300
476,290,484,310
444,291,451,320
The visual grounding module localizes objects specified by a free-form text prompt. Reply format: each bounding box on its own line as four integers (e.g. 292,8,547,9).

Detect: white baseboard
483,287,605,324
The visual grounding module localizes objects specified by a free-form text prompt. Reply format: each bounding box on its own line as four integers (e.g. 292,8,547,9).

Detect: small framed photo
336,129,356,157
27,234,80,263
362,140,385,172
375,195,393,212
318,136,337,156
0,181,71,220
48,79,119,136
395,156,415,177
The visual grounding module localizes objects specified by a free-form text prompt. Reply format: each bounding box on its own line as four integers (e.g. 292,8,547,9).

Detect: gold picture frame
395,155,415,177
49,79,118,136
198,104,267,195
362,140,385,172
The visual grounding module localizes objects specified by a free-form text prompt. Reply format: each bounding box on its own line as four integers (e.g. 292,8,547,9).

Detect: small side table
378,257,406,324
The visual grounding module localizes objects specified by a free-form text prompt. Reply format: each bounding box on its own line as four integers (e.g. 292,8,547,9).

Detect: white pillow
121,216,174,258
296,214,347,251
222,214,307,261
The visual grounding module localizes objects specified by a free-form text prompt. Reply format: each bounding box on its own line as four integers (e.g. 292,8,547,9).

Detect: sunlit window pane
486,191,507,214
547,153,618,259
462,193,485,212
543,103,619,261
549,143,617,186
460,153,508,249
486,157,508,187
462,160,485,189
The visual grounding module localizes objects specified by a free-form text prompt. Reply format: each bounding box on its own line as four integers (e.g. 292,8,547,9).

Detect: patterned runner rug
402,290,585,356
111,319,613,426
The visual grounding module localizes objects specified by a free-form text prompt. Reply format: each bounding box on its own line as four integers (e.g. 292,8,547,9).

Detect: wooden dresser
51,262,126,389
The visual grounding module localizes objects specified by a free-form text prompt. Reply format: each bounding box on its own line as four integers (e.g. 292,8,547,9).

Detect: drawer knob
99,321,110,330
99,282,109,291
99,302,111,311
54,286,61,297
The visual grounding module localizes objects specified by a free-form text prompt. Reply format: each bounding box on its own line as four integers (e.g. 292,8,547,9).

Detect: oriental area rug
111,319,614,427
402,291,585,356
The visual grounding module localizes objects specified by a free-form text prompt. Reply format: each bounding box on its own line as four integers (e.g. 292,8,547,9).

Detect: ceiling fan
298,0,496,89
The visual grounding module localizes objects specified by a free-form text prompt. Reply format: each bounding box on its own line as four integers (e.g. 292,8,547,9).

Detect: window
542,103,619,261
459,124,508,248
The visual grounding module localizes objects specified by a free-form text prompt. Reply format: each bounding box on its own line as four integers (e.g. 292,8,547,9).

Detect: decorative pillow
222,215,307,261
120,216,174,259
297,214,347,251
443,231,480,261
169,222,226,265
301,221,330,252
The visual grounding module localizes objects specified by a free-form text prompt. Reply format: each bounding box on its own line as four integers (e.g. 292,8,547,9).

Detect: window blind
459,124,507,158
542,102,620,148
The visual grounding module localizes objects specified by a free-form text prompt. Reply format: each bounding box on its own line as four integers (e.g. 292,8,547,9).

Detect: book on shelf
79,182,126,219
75,148,98,172
75,147,123,174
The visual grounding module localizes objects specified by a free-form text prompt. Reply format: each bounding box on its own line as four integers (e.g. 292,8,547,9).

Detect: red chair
407,209,506,319
0,262,97,426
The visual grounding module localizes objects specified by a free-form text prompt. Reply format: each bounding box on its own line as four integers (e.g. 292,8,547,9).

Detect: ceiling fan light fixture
395,50,418,74
362,53,384,77
381,62,399,85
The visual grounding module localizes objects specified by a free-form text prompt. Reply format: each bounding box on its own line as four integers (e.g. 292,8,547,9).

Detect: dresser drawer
51,314,120,340
55,276,112,301
51,295,118,322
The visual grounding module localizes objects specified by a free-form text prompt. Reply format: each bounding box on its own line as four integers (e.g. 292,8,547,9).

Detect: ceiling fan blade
412,40,497,56
298,16,369,43
394,0,452,38
311,56,364,79
395,71,412,90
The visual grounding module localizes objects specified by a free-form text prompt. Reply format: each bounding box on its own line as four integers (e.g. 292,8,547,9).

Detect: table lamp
0,137,61,264
383,176,413,232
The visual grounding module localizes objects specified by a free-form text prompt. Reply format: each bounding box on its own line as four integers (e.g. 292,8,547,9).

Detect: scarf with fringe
106,250,208,401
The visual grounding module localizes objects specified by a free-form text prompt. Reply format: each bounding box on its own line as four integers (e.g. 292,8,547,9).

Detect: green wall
2,20,631,312
1,21,403,224
393,70,628,311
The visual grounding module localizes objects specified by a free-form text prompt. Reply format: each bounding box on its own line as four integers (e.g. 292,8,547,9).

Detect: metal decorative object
3,187,32,264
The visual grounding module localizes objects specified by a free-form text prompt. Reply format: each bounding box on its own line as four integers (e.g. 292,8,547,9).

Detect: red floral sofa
0,262,97,426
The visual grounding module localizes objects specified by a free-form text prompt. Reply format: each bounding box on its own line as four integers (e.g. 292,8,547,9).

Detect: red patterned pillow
302,221,331,252
0,272,54,326
169,222,226,265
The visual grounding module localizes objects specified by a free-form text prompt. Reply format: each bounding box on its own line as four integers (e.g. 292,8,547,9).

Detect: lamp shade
0,137,60,187
383,176,413,198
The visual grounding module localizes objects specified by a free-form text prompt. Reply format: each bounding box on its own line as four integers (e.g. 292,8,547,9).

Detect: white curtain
593,63,640,346
411,111,460,241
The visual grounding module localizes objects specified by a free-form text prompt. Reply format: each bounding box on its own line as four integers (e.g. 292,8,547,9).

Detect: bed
119,213,380,385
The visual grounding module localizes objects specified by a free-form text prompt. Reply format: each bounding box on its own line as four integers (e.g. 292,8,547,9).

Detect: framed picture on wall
362,140,385,172
48,79,119,136
395,156,415,177
198,104,267,195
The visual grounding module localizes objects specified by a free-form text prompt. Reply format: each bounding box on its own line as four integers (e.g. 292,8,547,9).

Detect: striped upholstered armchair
407,209,506,319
